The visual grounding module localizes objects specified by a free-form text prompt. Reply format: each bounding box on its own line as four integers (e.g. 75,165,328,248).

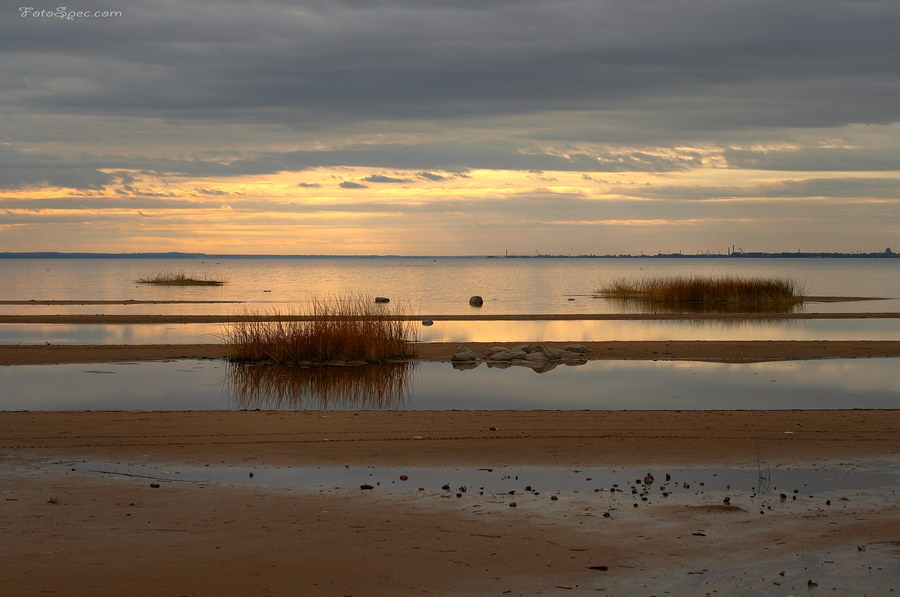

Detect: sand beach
2,304,900,594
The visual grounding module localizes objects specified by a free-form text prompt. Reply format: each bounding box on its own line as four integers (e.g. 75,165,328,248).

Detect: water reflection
453,359,587,373
226,362,415,410
2,358,899,411
4,317,900,345
601,297,803,314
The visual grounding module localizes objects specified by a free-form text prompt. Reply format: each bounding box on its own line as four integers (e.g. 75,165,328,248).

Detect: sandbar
2,339,900,365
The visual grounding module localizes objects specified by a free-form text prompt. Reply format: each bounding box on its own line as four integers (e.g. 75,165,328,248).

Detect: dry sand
2,309,899,595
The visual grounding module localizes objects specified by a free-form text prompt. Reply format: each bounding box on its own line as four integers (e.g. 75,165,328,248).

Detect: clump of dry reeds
227,362,414,410
595,275,802,306
224,295,417,363
137,271,225,286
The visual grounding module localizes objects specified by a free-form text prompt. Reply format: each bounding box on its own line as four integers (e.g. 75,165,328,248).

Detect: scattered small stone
826,499,831,505
644,473,654,486
602,512,611,518
509,502,517,508
374,297,390,303
723,497,731,505
588,565,609,571
360,484,374,490
249,471,254,478
421,320,434,326
400,475,408,481
442,484,450,490
692,531,706,536
551,495,559,501
469,295,484,307
489,426,498,431
807,580,818,588
149,483,160,488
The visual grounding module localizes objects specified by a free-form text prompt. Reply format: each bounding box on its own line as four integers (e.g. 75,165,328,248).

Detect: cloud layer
3,0,899,253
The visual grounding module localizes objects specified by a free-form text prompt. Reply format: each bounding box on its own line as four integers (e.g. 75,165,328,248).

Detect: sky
3,0,900,255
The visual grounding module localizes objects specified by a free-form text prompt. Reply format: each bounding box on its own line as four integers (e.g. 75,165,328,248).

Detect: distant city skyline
3,1,900,255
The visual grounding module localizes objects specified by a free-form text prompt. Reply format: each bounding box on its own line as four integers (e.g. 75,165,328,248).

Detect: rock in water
468,295,484,307
452,345,478,362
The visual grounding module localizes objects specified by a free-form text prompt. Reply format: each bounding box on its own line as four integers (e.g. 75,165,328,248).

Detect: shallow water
3,256,898,315
42,460,900,503
2,317,899,346
2,358,898,411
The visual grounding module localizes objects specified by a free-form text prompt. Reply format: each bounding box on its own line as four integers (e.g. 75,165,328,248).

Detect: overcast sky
3,0,900,254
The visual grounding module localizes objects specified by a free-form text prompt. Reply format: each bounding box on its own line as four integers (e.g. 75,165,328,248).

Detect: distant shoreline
1,251,898,259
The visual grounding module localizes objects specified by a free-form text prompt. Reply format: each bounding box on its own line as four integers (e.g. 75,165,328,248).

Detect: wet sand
2,339,900,365
1,410,899,596
2,309,899,324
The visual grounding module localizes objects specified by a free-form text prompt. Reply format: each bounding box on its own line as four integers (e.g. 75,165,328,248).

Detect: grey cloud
297,182,321,188
0,143,702,191
724,147,900,172
3,0,898,137
619,178,900,201
362,175,413,183
417,171,447,181
339,181,368,189
0,146,116,190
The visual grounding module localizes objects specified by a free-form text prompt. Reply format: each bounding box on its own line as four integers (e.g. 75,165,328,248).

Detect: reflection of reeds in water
596,275,803,313
602,297,803,315
227,362,415,410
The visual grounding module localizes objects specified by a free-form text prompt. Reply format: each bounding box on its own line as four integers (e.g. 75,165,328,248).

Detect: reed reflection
227,362,415,410
602,297,803,315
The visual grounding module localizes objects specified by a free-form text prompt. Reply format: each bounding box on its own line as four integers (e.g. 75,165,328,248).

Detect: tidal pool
1,358,898,411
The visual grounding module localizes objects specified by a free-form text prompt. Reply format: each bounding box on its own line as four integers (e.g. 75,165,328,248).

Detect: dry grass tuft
137,271,225,286
224,294,417,363
595,275,802,307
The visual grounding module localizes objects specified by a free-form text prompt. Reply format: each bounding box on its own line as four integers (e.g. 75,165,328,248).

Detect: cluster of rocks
451,343,588,372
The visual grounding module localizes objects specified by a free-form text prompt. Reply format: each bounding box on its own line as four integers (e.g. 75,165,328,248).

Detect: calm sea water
2,256,899,315
2,358,898,411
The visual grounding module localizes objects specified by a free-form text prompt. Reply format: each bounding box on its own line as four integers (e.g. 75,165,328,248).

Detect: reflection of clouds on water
226,362,415,410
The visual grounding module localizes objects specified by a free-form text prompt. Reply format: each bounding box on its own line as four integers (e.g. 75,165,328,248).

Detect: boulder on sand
452,345,478,362
468,295,484,307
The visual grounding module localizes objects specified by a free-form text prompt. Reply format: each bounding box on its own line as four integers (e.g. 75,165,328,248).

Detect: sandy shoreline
3,308,899,595
3,309,900,324
3,339,900,365
2,410,899,595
